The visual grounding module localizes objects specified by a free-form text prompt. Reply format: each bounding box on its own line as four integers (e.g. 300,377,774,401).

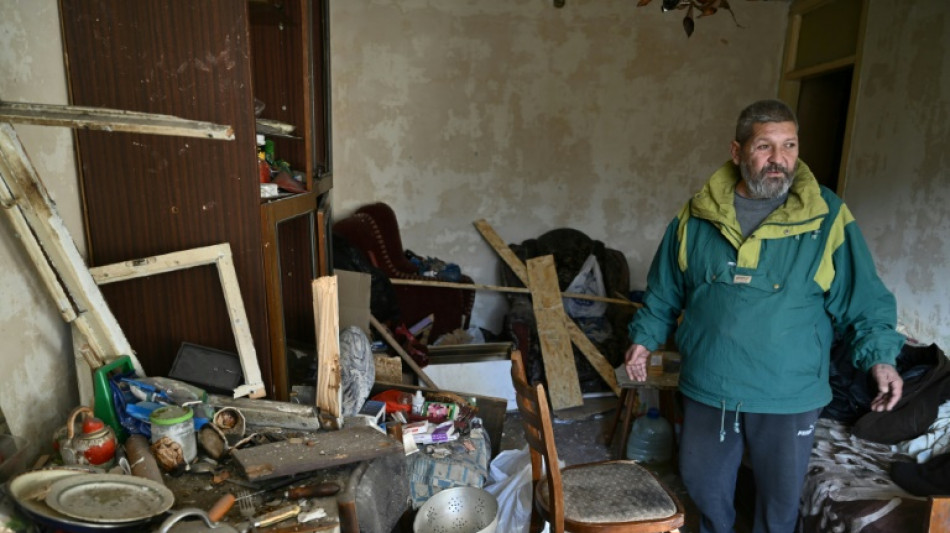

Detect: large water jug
626,407,674,464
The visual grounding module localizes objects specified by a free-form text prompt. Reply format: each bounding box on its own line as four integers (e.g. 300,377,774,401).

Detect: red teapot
56,406,116,467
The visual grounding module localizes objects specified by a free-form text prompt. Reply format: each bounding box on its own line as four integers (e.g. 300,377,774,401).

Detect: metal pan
7,468,164,532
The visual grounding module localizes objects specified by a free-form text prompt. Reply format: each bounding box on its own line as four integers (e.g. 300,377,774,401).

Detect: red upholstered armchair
332,203,475,341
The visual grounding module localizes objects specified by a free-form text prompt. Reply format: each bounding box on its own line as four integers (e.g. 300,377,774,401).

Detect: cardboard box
336,270,371,336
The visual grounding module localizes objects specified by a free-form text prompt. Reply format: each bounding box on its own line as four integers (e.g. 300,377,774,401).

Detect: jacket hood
690,160,829,229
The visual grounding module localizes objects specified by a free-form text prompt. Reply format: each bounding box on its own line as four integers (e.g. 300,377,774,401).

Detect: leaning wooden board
230,426,403,482
526,255,584,410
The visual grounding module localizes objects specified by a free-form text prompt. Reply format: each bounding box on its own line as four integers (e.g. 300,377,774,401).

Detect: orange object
370,389,412,414
208,493,236,522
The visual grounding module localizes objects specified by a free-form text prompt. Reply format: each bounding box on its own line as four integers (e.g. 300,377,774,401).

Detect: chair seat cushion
537,461,679,524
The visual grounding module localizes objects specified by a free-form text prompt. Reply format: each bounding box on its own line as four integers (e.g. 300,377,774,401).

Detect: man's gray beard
740,160,795,199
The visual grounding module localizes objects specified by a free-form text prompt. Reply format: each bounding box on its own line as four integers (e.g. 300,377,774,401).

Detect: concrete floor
497,396,744,533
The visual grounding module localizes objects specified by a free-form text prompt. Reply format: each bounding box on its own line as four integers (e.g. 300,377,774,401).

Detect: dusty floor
497,396,755,533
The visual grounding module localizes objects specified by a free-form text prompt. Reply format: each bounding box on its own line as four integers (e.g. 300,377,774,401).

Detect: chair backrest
355,202,418,274
510,350,567,531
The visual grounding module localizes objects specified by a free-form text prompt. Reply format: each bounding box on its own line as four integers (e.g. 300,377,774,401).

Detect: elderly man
625,99,904,533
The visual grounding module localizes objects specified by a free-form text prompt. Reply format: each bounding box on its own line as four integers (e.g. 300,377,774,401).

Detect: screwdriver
235,481,340,501
285,481,341,499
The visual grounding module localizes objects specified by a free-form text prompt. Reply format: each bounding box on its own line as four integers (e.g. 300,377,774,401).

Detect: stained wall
846,1,950,347
0,0,82,450
329,0,792,332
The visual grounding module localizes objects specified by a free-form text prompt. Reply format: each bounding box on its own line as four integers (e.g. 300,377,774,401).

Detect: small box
423,401,457,422
413,421,457,444
358,400,387,426
403,420,430,435
374,354,402,384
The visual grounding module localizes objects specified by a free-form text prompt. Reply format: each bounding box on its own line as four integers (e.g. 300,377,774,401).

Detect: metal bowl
413,486,498,533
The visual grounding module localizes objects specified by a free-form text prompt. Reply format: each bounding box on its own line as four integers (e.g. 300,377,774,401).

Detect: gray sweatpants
679,396,821,533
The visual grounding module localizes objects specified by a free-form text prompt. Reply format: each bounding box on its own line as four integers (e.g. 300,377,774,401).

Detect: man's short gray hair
735,99,799,146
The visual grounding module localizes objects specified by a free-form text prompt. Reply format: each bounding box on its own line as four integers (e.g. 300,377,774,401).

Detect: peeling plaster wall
0,0,81,450
845,1,950,347
330,0,791,332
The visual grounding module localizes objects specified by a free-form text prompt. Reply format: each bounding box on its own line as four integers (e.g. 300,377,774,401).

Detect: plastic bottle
256,134,271,184
412,390,425,416
626,407,674,464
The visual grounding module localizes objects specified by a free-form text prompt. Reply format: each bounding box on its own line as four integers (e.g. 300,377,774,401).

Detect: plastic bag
484,446,554,533
563,254,607,318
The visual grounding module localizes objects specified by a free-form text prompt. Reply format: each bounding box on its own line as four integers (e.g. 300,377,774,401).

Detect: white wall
0,0,82,452
329,0,792,333
846,1,950,347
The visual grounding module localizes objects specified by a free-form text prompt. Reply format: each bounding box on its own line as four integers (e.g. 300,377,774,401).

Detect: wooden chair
510,350,685,533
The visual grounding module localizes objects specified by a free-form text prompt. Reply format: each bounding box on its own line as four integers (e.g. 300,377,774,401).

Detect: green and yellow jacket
629,161,905,414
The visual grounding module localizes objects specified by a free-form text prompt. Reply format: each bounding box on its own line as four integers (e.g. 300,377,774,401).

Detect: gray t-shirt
734,192,788,239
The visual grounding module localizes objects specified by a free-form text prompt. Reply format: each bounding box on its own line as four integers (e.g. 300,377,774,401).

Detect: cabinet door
60,0,271,383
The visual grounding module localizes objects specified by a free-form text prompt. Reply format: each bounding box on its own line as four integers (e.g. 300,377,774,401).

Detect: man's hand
624,344,650,382
869,363,903,412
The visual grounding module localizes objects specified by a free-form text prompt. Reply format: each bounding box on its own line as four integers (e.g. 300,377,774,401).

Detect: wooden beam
313,276,343,429
389,277,640,308
473,219,529,283
0,122,141,377
0,101,234,140
527,255,583,410
230,425,401,482
369,315,438,390
474,218,621,396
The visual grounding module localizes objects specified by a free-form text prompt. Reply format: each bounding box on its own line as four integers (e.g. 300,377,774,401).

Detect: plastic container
626,407,674,464
412,390,425,416
150,405,197,463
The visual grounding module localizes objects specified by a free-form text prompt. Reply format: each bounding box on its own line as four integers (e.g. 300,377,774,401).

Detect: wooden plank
215,251,266,399
565,320,620,395
88,243,266,399
370,315,438,389
389,277,639,308
0,101,234,140
0,122,142,375
930,496,950,533
473,218,622,396
230,425,402,482
526,255,583,410
313,276,343,429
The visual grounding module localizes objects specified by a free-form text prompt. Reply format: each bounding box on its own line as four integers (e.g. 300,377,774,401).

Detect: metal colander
413,486,498,533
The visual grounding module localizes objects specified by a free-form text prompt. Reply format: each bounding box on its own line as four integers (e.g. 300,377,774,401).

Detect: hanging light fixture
554,0,743,38
648,0,742,37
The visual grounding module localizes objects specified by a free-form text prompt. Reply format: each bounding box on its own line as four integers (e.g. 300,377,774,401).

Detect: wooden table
607,353,680,460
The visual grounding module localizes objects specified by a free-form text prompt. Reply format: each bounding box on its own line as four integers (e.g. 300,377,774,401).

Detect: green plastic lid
149,405,194,426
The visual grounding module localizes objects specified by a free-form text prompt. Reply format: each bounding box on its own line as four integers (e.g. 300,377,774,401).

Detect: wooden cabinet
60,0,331,400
